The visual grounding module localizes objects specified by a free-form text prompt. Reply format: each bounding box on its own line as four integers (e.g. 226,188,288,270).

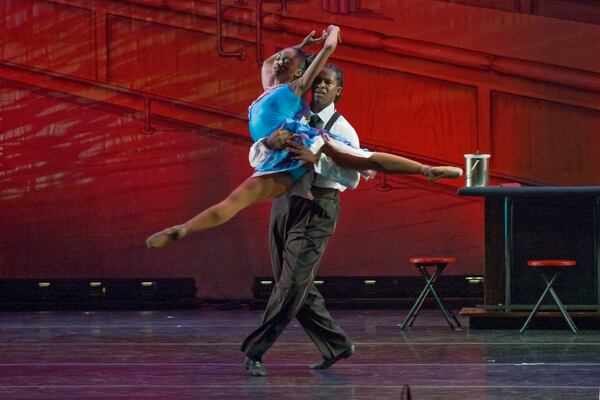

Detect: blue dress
248,84,353,181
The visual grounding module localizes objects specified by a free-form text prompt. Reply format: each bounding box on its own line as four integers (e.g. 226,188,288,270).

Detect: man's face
311,68,341,109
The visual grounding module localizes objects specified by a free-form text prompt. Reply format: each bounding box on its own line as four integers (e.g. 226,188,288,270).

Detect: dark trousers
240,187,353,360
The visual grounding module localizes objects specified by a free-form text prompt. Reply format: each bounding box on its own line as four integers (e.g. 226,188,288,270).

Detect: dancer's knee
230,177,278,206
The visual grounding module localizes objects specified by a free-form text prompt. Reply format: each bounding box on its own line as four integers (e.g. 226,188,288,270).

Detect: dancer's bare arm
261,30,327,90
291,25,341,96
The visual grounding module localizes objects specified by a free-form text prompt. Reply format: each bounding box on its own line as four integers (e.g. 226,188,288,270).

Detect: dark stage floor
0,309,599,399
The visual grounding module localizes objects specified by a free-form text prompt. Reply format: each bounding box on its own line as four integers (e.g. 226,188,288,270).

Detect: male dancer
241,64,360,376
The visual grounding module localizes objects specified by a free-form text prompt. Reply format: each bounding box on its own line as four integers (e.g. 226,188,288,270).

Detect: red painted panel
284,1,598,76
438,0,600,25
535,0,600,25
435,0,520,12
0,83,266,298
338,61,478,164
107,15,259,114
491,92,600,185
0,0,96,79
490,58,600,94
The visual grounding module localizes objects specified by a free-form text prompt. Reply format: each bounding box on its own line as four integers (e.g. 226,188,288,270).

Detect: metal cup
464,154,491,187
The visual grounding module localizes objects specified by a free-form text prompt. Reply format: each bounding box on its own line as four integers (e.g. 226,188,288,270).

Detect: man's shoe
310,345,355,370
243,357,267,377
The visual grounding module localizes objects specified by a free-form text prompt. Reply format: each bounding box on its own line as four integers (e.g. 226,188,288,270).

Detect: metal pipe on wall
0,60,248,137
216,0,246,60
256,0,288,65
256,0,263,65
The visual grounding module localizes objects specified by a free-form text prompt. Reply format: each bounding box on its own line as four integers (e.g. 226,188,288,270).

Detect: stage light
0,278,198,310
465,276,484,284
252,276,484,308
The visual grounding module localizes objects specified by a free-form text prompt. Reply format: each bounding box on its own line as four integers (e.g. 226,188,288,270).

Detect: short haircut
324,63,344,102
324,63,344,88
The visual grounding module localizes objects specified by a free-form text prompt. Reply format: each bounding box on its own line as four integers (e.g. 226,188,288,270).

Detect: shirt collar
314,102,336,122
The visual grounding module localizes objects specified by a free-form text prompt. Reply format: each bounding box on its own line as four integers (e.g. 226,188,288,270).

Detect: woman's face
272,48,302,82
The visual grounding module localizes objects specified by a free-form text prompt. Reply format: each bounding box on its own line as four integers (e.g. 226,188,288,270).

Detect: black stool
400,257,461,330
520,259,577,334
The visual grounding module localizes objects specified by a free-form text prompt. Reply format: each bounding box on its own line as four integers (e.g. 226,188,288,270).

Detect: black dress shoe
243,357,267,376
310,345,355,370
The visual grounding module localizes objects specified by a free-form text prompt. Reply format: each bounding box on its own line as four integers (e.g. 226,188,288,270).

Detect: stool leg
410,265,461,329
427,268,462,329
426,266,460,330
520,271,559,334
401,264,459,330
407,266,438,327
545,275,578,334
400,266,433,329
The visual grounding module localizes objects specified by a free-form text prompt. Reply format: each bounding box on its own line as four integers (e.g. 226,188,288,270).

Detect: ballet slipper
432,166,463,179
146,224,188,248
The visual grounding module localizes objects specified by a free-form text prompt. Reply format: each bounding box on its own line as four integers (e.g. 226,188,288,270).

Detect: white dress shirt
311,103,361,191
248,103,363,194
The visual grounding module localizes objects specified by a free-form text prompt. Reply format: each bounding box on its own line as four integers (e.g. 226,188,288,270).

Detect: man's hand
265,125,293,150
287,139,320,165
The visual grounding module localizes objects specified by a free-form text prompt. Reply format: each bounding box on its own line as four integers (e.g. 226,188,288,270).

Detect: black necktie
309,114,324,129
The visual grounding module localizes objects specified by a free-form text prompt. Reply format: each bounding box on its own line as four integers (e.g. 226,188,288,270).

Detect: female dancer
146,26,462,248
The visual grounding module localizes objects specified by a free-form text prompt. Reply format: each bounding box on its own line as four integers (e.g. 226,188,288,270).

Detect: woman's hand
297,30,328,49
265,125,293,150
326,25,342,44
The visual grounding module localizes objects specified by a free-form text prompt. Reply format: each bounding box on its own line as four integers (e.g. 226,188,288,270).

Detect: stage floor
0,309,599,399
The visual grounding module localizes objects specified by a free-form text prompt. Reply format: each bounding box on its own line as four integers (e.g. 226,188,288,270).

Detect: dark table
459,186,600,311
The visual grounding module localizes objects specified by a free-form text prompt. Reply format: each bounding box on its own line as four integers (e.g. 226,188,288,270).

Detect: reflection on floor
0,309,599,399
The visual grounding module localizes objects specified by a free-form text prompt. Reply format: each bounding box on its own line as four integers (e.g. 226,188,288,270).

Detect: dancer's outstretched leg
369,152,463,179
321,139,463,180
146,173,294,248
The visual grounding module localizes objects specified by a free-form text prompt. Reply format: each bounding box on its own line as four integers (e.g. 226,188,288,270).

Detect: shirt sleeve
333,119,360,148
313,116,362,190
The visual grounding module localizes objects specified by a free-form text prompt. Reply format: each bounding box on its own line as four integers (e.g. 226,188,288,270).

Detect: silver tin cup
464,154,491,187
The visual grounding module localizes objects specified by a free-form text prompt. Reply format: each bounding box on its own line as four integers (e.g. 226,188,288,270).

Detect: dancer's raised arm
261,30,327,90
290,25,341,96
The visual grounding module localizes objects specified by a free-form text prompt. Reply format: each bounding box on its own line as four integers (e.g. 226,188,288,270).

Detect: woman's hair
294,48,316,74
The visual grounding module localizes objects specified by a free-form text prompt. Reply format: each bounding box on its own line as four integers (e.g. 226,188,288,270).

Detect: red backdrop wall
1,0,599,299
